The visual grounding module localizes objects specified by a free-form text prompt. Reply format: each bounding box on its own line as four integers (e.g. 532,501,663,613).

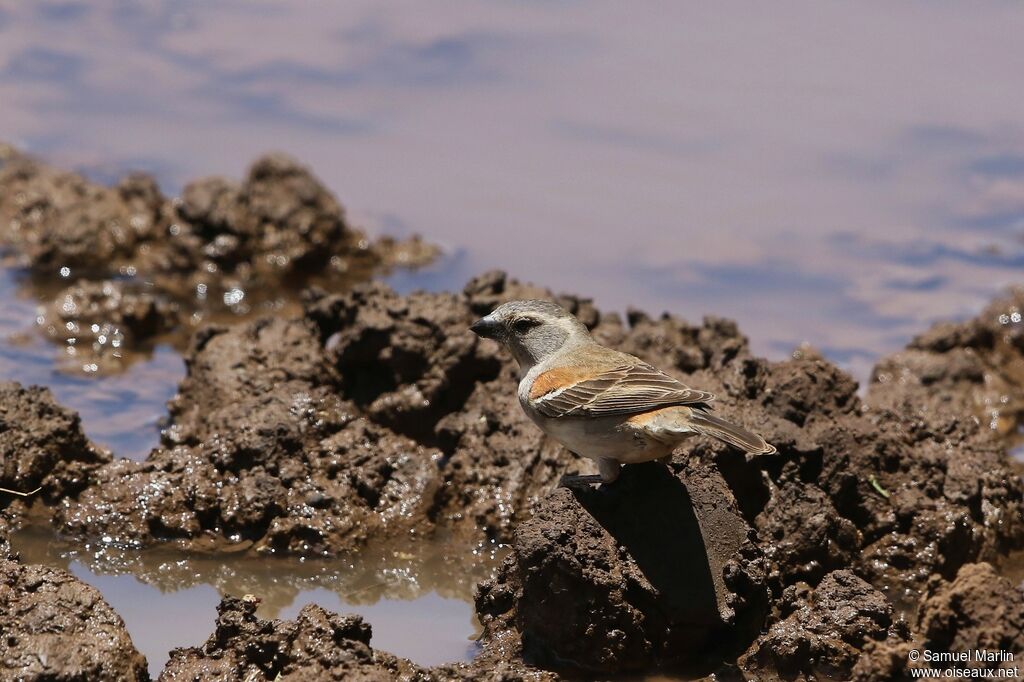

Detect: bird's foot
558,473,605,489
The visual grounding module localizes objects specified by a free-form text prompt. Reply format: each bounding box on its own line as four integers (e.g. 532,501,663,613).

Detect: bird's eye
512,317,539,332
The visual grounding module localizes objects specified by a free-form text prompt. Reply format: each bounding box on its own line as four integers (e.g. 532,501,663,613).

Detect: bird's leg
658,453,673,467
558,473,604,488
558,456,620,488
598,458,621,483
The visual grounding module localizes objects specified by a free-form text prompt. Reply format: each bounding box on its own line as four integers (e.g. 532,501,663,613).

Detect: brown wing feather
532,361,714,418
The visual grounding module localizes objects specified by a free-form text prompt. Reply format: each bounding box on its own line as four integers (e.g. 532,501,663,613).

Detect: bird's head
470,299,591,370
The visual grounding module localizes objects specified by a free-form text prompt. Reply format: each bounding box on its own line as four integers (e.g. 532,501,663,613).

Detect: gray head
470,299,591,370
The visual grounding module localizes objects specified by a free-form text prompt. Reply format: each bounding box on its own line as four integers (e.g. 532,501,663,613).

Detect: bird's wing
530,360,714,419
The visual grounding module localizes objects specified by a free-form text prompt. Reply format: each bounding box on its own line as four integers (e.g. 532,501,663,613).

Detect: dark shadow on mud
573,464,719,623
565,461,763,676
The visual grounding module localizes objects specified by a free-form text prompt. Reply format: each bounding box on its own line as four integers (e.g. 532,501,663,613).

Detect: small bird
470,300,775,485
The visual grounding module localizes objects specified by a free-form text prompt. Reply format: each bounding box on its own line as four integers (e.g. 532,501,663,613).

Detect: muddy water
3,2,1024,678
0,263,183,459
10,524,496,677
0,254,492,677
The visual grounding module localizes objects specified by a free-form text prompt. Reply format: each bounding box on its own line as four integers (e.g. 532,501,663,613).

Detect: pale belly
525,410,684,464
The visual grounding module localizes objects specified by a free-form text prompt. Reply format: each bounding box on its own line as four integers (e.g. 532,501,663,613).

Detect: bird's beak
470,314,501,339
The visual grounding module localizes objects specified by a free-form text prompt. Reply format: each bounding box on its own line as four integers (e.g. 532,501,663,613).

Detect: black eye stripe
512,317,540,331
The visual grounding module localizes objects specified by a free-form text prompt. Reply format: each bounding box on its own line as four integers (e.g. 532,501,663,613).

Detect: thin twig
0,486,42,497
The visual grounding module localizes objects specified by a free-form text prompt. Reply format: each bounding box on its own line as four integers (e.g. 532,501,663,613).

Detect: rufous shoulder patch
625,411,656,427
529,366,595,400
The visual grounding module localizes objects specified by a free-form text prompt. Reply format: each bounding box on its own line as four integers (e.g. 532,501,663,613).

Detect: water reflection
0,265,182,459
11,525,490,677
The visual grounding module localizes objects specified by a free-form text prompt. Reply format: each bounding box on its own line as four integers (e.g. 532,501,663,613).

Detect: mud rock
477,460,769,674
178,153,359,276
754,479,861,585
712,348,1024,599
870,286,1024,435
851,562,1024,681
0,381,109,502
164,316,334,447
0,149,436,366
0,148,419,281
740,570,897,680
159,596,422,681
54,298,448,555
159,596,555,681
918,563,1024,672
852,404,1024,600
306,283,502,443
614,308,751,375
41,279,180,365
0,154,149,270
850,637,923,682
56,416,441,556
0,551,148,681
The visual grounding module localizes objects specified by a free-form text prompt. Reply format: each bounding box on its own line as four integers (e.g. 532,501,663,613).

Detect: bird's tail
688,409,777,455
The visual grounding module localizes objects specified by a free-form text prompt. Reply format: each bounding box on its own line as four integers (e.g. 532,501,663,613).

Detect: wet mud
476,460,769,675
0,547,148,681
0,147,436,373
850,562,1024,680
0,381,109,505
2,152,1024,680
739,570,899,680
158,595,553,682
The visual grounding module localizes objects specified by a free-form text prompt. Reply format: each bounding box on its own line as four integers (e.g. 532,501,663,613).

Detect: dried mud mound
52,272,608,555
159,595,554,682
6,269,1024,679
0,147,436,369
0,550,148,681
470,282,1024,676
740,570,897,680
850,562,1024,680
476,460,768,674
55,315,444,555
871,285,1024,434
0,381,109,505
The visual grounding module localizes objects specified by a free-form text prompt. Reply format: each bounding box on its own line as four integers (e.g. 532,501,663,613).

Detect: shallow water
11,525,493,677
3,1,1024,676
0,264,183,459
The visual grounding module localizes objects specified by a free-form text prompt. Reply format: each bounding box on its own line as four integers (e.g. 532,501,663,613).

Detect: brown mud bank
0,145,435,372
472,285,1024,679
0,543,148,681
157,596,553,682
2,145,1024,679
3,273,1024,679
